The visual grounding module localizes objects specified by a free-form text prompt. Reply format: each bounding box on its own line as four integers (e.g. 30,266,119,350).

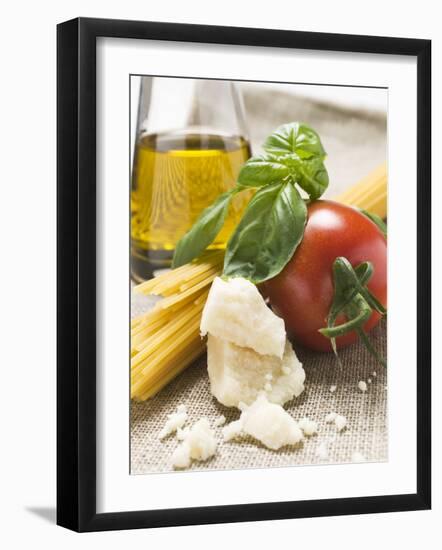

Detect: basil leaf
223,181,307,283
172,190,236,268
237,155,290,188
263,122,326,160
252,153,328,201
295,157,329,200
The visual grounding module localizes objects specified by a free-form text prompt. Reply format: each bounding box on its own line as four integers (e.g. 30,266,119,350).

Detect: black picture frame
57,17,431,532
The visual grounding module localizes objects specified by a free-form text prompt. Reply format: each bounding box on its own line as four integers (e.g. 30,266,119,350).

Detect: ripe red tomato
263,200,387,352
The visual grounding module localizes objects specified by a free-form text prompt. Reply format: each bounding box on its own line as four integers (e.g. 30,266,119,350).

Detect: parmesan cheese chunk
176,427,190,441
222,419,243,442
207,335,305,407
298,417,318,436
334,414,348,432
200,277,286,358
325,412,347,432
158,404,188,439
222,394,303,450
171,418,217,469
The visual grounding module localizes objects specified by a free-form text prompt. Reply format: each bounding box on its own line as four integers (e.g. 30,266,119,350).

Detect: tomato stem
318,256,387,366
359,208,388,239
320,294,372,338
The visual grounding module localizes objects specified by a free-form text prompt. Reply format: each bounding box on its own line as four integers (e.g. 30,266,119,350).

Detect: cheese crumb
329,385,337,393
176,427,190,441
200,277,286,358
172,442,193,469
325,412,337,423
358,381,368,392
222,394,303,450
326,412,347,431
372,371,377,377
222,419,243,442
367,378,372,384
316,441,329,460
334,414,347,432
352,451,366,463
213,415,226,427
298,417,318,436
159,405,188,439
171,418,217,469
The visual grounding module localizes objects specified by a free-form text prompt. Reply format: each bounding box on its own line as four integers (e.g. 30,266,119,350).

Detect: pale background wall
0,1,439,549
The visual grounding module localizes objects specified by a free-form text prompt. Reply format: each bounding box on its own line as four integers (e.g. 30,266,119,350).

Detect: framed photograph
57,17,431,532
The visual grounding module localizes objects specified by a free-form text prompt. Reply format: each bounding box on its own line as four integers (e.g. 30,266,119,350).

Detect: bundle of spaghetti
334,162,387,219
131,251,223,400
131,163,387,401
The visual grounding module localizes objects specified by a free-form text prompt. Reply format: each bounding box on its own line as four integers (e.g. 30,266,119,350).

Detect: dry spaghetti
131,251,223,400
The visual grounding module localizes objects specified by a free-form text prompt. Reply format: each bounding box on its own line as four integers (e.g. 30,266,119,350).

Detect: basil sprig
263,122,326,159
223,182,307,282
172,122,329,284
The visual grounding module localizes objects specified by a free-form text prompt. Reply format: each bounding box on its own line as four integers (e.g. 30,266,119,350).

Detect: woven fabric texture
131,293,387,474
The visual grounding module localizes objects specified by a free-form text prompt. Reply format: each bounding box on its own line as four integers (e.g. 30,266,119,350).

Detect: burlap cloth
131,313,386,474
130,86,387,474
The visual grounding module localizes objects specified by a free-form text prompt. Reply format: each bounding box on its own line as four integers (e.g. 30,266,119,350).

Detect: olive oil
131,132,251,281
